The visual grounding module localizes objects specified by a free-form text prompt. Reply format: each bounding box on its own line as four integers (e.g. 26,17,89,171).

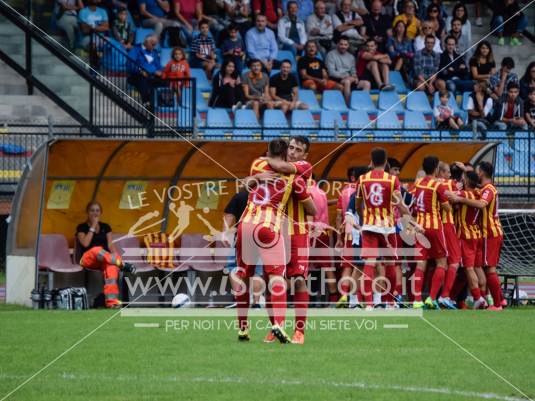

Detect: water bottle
30,289,42,309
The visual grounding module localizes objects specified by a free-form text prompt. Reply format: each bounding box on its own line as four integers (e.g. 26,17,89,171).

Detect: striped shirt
441,179,457,226
191,34,215,58
286,161,313,236
413,176,448,230
455,190,482,240
480,183,503,238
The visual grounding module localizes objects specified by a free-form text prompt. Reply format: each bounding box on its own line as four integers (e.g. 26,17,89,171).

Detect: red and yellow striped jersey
440,179,457,225
356,170,400,232
480,183,503,238
455,190,482,240
286,160,313,235
413,176,449,230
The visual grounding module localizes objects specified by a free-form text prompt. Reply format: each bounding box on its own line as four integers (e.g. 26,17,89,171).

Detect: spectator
269,59,309,113
392,0,420,39
222,24,246,74
298,40,343,92
190,19,217,79
252,0,282,30
78,0,110,49
419,0,446,20
333,0,365,50
349,0,368,15
278,0,307,57
434,90,463,129
242,58,274,118
525,89,535,130
306,0,334,55
56,0,84,49
425,4,445,40
362,0,392,53
414,21,441,54
445,3,472,48
489,57,518,99
357,38,395,91
112,7,135,49
223,0,252,37
162,47,190,100
245,14,278,73
282,0,313,22
467,81,494,135
413,35,445,95
326,37,371,104
387,20,414,83
201,0,227,35
171,0,198,34
520,62,535,100
127,35,164,105
469,41,496,84
447,18,470,60
438,36,471,94
209,59,244,108
491,82,527,130
492,0,528,47
138,0,183,39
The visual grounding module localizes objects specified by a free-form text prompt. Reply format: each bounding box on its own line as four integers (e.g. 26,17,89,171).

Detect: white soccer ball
172,293,192,308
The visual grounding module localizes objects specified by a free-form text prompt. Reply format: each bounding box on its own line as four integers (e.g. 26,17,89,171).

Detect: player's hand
254,171,278,183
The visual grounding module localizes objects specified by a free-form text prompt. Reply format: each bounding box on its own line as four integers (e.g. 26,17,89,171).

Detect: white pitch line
133,323,160,328
383,324,409,329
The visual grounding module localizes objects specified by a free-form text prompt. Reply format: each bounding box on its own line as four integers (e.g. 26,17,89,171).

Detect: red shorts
310,233,333,268
360,231,397,260
235,222,287,278
444,223,461,266
415,227,447,261
302,79,339,92
460,238,483,268
286,234,309,278
483,236,503,267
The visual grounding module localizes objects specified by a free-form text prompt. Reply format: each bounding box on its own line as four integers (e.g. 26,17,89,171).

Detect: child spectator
298,41,342,93
112,7,134,49
525,89,535,130
221,24,245,74
434,90,463,129
162,47,191,100
190,19,217,79
357,38,394,91
491,82,527,131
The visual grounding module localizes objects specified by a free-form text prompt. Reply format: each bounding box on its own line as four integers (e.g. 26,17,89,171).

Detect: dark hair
248,58,262,67
268,138,289,158
452,2,468,24
478,161,494,178
280,59,292,67
422,156,439,175
86,201,103,213
501,57,515,69
471,40,494,65
387,157,401,170
507,82,520,91
366,38,376,45
221,59,238,79
426,3,439,16
445,35,457,44
371,147,387,167
347,166,357,180
439,89,450,98
529,88,535,96
393,19,407,38
287,0,297,9
425,34,436,42
227,23,239,32
521,61,535,83
290,135,310,153
337,37,349,44
354,166,370,181
450,17,462,28
117,7,127,13
450,163,464,181
464,171,480,189
199,19,210,27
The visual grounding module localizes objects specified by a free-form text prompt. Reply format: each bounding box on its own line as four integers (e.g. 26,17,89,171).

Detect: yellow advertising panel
46,180,75,209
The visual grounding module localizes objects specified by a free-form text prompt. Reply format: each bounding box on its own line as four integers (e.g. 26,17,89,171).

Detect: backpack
52,287,89,310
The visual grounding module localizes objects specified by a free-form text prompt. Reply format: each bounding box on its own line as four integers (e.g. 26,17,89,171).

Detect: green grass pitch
1,304,534,401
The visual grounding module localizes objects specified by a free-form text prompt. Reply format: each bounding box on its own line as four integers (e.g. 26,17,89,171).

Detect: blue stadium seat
403,111,429,140
291,109,317,136
135,28,154,45
205,108,233,138
486,131,508,139
432,91,460,113
511,150,533,176
389,71,408,93
100,38,129,72
512,136,530,152
350,91,377,112
319,110,345,140
347,110,372,140
277,50,297,71
263,109,290,137
234,109,261,138
406,91,432,113
270,69,281,77
298,89,321,113
378,90,404,111
321,90,348,112
461,91,471,110
494,143,515,177
195,90,209,114
160,47,173,67
190,68,211,92
376,110,402,139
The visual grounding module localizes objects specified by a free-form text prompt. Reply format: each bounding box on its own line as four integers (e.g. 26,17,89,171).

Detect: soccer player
234,139,316,342
412,156,452,309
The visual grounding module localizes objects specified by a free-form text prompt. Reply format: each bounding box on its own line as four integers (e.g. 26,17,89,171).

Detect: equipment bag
52,287,89,310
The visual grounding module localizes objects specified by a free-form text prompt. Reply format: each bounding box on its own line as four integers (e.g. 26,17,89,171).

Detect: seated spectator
467,81,494,136
278,0,307,57
112,7,135,49
200,0,226,36
350,0,368,15
209,59,244,108
434,90,463,129
445,3,472,48
357,38,395,91
245,14,278,73
269,59,309,113
162,47,190,99
306,0,334,55
138,0,184,39
520,62,535,100
127,34,164,105
413,35,445,95
387,20,414,83
469,41,496,84
252,0,282,30
492,0,528,46
222,24,246,74
392,0,420,40
414,21,442,54
242,58,274,118
438,36,471,94
282,0,313,22
223,0,252,38
489,57,518,99
56,0,84,49
171,0,197,34
362,0,392,53
525,89,535,130
333,0,365,50
419,0,446,20
78,0,110,49
491,82,528,130
326,37,370,104
298,41,343,93
447,18,470,60
424,4,445,40
190,19,217,79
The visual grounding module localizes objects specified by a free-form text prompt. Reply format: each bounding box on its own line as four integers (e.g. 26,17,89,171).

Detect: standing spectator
525,89,535,130
434,90,463,129
112,7,135,49
162,47,191,100
520,62,535,101
278,0,307,56
78,0,110,49
362,0,392,53
127,35,164,105
326,37,371,104
306,0,334,55
489,57,518,99
387,20,414,83
252,0,282,30
467,81,494,135
491,83,528,130
222,24,246,73
492,0,528,47
333,0,365,50
445,3,471,49
298,41,343,92
190,19,217,79
56,0,84,49
414,21,441,54
469,41,496,84
242,58,274,118
209,60,244,108
438,36,471,94
223,0,252,38
138,0,183,39
392,0,420,39
425,4,445,40
357,38,394,91
413,35,445,94
245,14,278,73
447,18,470,60
282,0,313,22
269,60,309,113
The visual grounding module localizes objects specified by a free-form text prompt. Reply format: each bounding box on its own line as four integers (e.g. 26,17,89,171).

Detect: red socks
362,264,375,304
440,266,458,299
412,269,425,302
385,265,398,302
236,290,250,331
486,272,502,305
340,281,351,296
270,280,287,326
470,287,482,300
429,266,446,300
294,291,309,333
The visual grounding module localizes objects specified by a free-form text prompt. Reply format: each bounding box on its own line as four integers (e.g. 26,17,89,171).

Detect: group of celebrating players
230,136,504,344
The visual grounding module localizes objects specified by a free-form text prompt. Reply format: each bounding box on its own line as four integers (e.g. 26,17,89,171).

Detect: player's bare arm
259,157,297,174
